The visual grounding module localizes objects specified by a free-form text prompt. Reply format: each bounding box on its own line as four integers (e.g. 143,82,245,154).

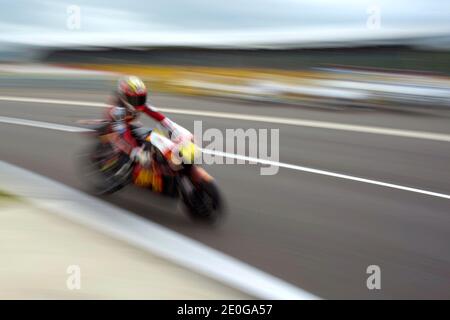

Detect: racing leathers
105,93,192,168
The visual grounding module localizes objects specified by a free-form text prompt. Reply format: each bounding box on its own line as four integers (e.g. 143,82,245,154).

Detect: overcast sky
0,0,449,47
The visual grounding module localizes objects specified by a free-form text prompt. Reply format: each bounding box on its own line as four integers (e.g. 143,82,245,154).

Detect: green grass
0,190,19,203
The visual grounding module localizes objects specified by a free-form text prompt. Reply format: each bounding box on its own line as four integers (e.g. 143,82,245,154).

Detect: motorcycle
78,119,224,224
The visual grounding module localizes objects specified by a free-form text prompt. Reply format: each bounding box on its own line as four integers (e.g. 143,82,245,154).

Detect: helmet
117,76,147,110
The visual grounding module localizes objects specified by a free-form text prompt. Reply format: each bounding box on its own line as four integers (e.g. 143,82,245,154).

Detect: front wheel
179,176,225,224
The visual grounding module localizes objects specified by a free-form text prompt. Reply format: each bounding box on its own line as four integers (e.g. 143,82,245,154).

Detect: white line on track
0,116,89,132
0,95,105,107
1,115,449,200
201,149,450,200
0,160,318,300
1,95,450,142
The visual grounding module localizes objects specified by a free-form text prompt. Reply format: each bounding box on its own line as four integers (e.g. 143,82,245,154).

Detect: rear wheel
78,142,131,195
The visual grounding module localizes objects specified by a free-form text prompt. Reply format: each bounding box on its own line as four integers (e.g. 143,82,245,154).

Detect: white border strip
1,116,449,200
0,160,319,300
1,95,450,142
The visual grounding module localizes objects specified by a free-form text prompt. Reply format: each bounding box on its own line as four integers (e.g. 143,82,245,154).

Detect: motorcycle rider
105,75,192,170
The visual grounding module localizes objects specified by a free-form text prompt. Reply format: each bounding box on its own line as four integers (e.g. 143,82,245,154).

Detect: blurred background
1,0,450,299
1,0,449,109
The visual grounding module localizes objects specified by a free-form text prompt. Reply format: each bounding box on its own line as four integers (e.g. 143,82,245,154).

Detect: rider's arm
137,104,165,122
106,106,138,155
138,104,193,142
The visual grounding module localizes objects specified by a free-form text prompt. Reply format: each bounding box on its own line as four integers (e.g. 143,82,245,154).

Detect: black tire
77,142,131,195
182,178,226,224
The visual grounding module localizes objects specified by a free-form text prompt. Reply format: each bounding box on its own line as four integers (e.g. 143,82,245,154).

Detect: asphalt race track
1,77,450,299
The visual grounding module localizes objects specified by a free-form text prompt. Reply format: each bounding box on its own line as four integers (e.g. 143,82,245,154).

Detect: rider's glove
130,147,151,167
